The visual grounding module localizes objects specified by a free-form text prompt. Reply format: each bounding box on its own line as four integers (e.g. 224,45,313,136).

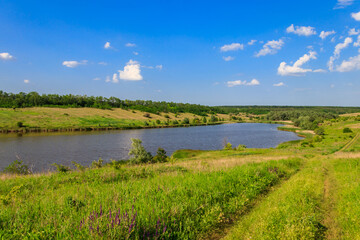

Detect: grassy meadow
1,109,360,239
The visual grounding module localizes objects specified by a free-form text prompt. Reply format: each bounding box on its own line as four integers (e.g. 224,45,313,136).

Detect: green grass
330,158,360,239
0,159,301,239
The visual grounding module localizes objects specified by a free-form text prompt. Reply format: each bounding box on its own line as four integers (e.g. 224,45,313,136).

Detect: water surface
0,123,302,172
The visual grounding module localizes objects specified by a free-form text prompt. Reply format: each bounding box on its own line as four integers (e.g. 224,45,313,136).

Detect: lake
0,123,302,172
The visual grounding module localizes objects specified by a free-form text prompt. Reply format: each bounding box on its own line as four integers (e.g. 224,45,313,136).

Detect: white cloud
105,76,111,82
223,56,235,61
248,40,257,45
273,82,285,87
0,52,14,60
155,65,163,70
104,42,111,49
336,54,360,72
256,39,284,57
351,11,360,21
125,43,136,47
24,79,30,84
112,73,119,83
320,30,336,40
349,28,360,36
62,60,87,68
133,51,139,55
220,43,244,52
118,60,143,81
93,77,101,81
227,79,260,87
286,24,316,36
328,37,353,71
354,36,360,47
334,0,354,9
278,51,322,76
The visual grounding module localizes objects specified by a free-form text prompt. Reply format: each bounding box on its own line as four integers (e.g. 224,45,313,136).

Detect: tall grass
0,159,301,239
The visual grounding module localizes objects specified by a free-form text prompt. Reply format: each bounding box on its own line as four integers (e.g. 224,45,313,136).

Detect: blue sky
1,0,360,106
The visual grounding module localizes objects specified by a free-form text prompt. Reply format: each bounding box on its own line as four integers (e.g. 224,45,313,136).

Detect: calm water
0,123,302,172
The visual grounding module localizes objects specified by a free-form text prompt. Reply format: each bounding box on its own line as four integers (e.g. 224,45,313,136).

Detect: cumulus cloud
336,54,360,72
248,40,257,45
0,52,14,60
24,79,30,84
273,82,285,87
227,79,260,87
320,30,336,40
104,42,111,49
125,43,136,47
286,24,316,36
62,60,87,68
278,51,323,76
118,60,143,81
220,43,244,52
256,39,284,57
223,56,235,61
334,0,354,9
328,37,353,71
349,28,360,36
351,11,360,21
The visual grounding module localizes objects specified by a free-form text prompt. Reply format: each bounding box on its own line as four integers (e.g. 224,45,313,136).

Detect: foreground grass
0,159,301,239
224,159,325,239
330,158,360,239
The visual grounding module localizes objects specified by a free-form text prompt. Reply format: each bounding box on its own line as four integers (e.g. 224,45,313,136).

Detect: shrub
2,160,31,175
144,121,149,126
91,158,103,168
182,118,190,124
172,120,179,125
128,138,153,164
52,163,71,173
164,114,170,119
143,113,151,118
343,127,353,133
236,144,247,151
223,142,233,150
210,115,218,122
314,127,325,136
153,147,169,163
156,119,161,124
202,116,207,123
313,135,323,142
16,122,24,128
72,161,86,172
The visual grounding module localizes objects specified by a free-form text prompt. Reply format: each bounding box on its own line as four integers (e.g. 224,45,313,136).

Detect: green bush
52,163,71,173
128,138,153,164
182,118,190,124
152,147,169,163
2,160,31,175
314,127,325,135
343,127,353,133
156,119,161,124
16,122,24,128
236,144,247,151
72,161,86,171
223,142,233,150
91,158,103,168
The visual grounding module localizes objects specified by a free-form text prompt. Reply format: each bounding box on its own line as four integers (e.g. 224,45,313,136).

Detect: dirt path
321,162,342,239
336,132,360,153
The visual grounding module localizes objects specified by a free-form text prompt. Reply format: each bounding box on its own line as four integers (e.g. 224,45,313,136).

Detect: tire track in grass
336,132,360,153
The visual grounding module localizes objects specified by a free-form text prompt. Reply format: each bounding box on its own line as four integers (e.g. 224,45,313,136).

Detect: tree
153,147,169,163
128,138,152,164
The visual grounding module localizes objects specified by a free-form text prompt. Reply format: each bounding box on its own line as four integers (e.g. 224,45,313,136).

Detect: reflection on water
0,123,302,172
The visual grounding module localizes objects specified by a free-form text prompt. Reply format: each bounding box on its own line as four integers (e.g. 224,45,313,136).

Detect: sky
1,0,360,106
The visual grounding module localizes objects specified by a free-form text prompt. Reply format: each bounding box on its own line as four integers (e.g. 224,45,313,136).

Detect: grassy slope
0,107,232,130
1,114,360,239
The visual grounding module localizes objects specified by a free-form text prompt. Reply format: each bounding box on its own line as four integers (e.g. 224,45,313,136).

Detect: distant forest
1,91,360,116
